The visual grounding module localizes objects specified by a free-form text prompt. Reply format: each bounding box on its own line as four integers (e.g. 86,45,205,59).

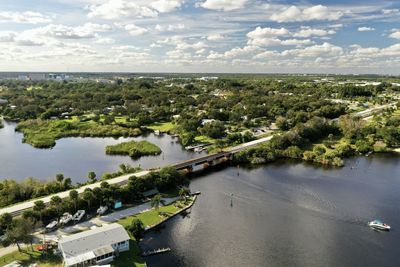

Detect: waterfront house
58,223,130,267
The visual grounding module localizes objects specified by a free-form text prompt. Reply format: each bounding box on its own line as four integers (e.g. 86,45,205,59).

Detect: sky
0,0,400,74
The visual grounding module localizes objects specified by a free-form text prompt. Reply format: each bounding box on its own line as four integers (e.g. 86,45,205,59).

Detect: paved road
0,170,150,217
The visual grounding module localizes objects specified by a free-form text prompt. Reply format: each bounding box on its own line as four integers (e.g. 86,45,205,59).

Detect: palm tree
56,173,64,184
179,188,190,201
151,194,162,213
83,189,94,211
50,196,63,220
33,200,46,223
119,163,128,174
88,171,97,183
69,190,79,212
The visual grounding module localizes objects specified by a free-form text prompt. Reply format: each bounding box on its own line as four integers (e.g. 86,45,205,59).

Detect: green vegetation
106,140,161,158
15,119,141,148
118,197,193,229
0,248,62,267
146,122,177,133
111,239,146,267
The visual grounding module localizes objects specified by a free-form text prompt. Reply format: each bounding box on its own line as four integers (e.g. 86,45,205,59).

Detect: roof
142,188,159,197
59,223,129,260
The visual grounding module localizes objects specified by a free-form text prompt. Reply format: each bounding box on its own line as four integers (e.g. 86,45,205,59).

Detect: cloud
150,0,185,13
282,42,343,57
389,30,400,40
95,37,115,44
155,24,185,32
293,28,336,38
0,31,16,42
27,23,111,39
88,0,158,19
358,27,375,32
123,24,148,36
0,11,52,24
247,27,290,39
198,0,248,11
270,5,343,23
208,45,261,59
207,34,224,41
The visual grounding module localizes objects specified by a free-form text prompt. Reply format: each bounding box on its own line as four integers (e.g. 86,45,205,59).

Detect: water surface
142,156,400,267
0,120,205,183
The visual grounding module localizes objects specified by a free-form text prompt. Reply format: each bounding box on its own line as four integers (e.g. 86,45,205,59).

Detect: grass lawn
0,247,62,267
146,122,176,133
112,240,146,267
195,135,215,144
118,198,193,228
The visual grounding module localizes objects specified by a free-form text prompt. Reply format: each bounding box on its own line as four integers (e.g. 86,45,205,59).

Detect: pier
142,247,171,257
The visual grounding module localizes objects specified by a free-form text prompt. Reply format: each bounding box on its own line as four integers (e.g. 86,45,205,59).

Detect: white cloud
270,5,343,23
155,24,185,32
88,0,158,20
207,34,224,41
0,11,52,24
389,31,400,40
150,0,185,13
26,23,111,39
281,39,314,46
282,42,343,57
0,31,16,42
293,28,336,38
382,9,399,15
95,37,115,44
122,24,148,36
208,45,261,59
198,0,248,11
358,27,375,32
247,27,290,39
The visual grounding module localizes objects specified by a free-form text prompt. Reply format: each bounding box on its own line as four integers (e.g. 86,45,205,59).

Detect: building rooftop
59,223,130,260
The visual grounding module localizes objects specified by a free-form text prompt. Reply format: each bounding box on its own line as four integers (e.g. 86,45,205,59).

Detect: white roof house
58,223,130,267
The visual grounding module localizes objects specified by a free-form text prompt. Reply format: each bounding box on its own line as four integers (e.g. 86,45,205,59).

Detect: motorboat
45,220,58,232
59,212,73,225
72,210,85,222
368,220,391,231
97,205,108,215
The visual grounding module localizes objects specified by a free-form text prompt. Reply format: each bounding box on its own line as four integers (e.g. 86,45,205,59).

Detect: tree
151,194,162,212
69,190,79,212
56,173,64,184
0,213,12,234
119,163,128,174
126,219,145,239
179,188,191,201
83,189,94,211
50,196,63,219
33,200,46,223
3,218,35,252
88,171,97,183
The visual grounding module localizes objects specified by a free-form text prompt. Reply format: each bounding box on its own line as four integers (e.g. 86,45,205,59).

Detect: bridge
0,136,274,217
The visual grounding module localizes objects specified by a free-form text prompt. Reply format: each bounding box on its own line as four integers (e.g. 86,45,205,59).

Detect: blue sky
0,0,399,74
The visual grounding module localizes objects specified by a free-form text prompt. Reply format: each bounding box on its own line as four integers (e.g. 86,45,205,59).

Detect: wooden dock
142,247,171,257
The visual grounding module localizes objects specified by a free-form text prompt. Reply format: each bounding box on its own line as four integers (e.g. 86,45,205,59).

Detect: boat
192,191,201,196
72,210,85,222
194,147,203,153
368,220,391,231
97,205,108,215
59,212,73,225
45,220,58,232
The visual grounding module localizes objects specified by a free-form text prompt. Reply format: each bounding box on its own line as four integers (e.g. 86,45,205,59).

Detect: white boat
72,210,85,222
59,212,73,225
45,220,58,232
194,147,203,153
368,220,391,231
97,206,108,215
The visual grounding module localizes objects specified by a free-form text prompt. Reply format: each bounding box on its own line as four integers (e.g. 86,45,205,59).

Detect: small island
106,140,162,158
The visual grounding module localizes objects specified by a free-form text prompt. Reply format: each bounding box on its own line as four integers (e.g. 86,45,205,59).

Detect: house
58,223,130,267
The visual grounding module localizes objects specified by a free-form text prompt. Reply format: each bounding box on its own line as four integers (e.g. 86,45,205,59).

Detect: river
142,156,400,267
0,119,206,183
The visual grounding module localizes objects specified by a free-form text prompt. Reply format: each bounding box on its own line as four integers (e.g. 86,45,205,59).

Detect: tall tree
33,200,46,223
69,190,79,212
88,171,97,183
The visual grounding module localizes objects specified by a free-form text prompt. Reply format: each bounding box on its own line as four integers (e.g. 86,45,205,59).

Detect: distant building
58,223,130,267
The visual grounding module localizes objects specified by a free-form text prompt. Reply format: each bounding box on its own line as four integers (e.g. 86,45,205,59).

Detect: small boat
192,191,201,196
97,205,108,215
45,220,58,232
72,210,85,222
194,147,203,153
59,212,73,225
368,220,391,231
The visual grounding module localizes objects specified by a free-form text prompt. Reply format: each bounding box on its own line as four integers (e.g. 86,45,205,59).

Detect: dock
185,143,211,151
142,247,171,257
